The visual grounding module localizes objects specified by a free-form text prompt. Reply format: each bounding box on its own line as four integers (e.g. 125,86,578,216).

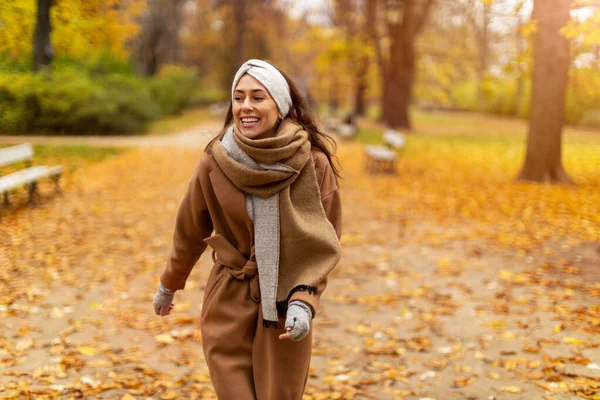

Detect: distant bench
324,114,358,140
364,130,406,174
0,143,62,218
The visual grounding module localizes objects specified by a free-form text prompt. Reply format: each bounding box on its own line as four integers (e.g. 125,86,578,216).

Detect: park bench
337,113,358,140
0,143,62,218
338,123,357,139
364,129,406,174
324,114,358,140
323,117,342,134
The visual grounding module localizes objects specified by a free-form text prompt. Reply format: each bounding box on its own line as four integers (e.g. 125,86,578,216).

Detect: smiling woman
233,75,281,139
154,59,343,399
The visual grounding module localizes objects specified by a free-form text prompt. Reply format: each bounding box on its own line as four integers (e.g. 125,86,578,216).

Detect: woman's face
233,74,281,139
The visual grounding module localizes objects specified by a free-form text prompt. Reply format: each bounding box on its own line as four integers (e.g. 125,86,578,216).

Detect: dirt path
0,143,598,399
0,121,223,149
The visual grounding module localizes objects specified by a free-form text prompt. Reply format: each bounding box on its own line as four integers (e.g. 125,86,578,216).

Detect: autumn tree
331,0,372,116
135,0,185,76
2,1,145,64
458,0,495,106
415,3,478,109
186,0,288,90
517,0,572,183
33,0,54,71
366,0,435,130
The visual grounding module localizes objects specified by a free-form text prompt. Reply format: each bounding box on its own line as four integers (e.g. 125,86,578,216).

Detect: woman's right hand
153,282,176,316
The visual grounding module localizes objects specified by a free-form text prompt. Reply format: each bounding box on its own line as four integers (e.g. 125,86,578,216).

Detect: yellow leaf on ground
155,333,174,345
502,386,523,393
88,359,113,367
486,320,507,328
77,345,100,356
15,338,33,351
51,307,64,319
485,372,500,380
454,375,478,387
563,337,586,345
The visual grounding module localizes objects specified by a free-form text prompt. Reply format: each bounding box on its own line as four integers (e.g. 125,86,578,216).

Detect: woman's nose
242,98,253,110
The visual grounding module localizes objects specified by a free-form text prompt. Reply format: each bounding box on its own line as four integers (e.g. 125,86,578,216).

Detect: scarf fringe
275,284,319,316
262,319,282,329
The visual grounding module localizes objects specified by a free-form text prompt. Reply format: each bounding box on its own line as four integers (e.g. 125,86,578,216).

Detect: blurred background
0,1,599,399
1,0,599,134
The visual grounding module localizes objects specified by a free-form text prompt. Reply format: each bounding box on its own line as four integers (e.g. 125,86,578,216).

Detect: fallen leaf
15,338,33,351
563,337,586,346
155,334,174,345
77,345,100,356
50,307,64,319
454,375,478,387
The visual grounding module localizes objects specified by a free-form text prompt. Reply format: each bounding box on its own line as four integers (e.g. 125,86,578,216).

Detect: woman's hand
278,301,312,341
153,282,175,316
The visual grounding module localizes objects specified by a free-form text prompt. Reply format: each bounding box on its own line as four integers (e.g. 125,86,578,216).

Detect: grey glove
153,282,175,316
285,301,313,342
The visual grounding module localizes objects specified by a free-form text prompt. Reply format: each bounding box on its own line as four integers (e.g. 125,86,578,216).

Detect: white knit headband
231,59,293,118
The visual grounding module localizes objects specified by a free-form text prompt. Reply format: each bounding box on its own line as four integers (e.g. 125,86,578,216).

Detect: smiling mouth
241,117,260,128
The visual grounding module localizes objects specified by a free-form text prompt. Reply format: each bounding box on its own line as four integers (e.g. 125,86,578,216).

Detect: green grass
356,108,600,147
0,144,127,174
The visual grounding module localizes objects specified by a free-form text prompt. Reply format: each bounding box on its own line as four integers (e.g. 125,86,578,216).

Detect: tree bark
233,0,247,70
366,0,434,130
353,56,369,116
384,26,416,130
517,0,572,183
135,0,183,76
33,0,54,71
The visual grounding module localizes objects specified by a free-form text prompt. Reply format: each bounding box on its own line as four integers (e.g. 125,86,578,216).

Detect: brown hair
204,66,341,179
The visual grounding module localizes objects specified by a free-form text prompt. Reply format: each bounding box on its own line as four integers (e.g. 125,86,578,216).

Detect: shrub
0,64,201,135
149,65,198,116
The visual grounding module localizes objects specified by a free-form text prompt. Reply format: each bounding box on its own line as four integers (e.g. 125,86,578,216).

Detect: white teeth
242,118,259,123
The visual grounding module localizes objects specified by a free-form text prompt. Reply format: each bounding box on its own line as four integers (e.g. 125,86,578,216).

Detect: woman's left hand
278,301,312,341
278,326,293,340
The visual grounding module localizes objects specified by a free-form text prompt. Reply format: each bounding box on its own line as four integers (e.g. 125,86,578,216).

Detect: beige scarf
211,120,341,327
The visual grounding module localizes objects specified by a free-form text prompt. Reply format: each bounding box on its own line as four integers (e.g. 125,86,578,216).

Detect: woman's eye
254,97,264,101
234,97,243,102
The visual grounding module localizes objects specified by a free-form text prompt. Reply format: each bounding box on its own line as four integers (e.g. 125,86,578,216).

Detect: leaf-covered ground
0,116,599,399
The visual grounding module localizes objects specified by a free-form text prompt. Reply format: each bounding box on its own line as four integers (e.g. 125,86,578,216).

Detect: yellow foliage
0,0,146,60
343,119,600,251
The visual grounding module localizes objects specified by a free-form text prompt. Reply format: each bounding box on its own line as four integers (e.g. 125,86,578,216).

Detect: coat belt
204,234,260,302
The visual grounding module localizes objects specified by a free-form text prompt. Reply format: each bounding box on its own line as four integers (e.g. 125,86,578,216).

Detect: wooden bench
338,123,358,139
364,130,406,174
323,117,342,134
0,143,62,218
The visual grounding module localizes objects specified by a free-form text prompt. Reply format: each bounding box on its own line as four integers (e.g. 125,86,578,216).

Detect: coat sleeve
161,159,214,291
288,154,342,317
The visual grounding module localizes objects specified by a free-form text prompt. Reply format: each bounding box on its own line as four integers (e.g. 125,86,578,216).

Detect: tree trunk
135,0,183,76
367,0,433,130
353,56,368,116
517,0,572,183
33,0,54,71
384,34,414,130
233,0,246,70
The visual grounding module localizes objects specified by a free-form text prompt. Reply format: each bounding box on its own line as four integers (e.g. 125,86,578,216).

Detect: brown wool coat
161,148,342,316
